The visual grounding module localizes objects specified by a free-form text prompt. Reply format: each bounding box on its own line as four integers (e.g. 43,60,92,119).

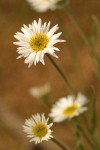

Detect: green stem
63,3,100,79
71,121,85,150
63,4,94,57
52,11,85,91
47,54,76,96
79,126,95,149
41,95,51,107
52,138,70,150
73,120,96,150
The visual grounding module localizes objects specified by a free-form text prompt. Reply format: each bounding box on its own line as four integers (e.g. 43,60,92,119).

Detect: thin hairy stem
52,138,70,150
47,54,76,96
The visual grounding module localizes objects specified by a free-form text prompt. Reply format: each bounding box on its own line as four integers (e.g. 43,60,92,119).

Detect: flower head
49,93,88,122
14,18,65,67
26,0,62,12
29,83,51,99
23,113,53,144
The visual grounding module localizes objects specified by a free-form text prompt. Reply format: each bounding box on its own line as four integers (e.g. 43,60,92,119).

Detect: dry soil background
0,0,100,150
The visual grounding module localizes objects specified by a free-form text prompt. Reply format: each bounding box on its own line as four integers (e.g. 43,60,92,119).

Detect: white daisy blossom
14,18,65,67
23,114,53,144
29,83,51,99
26,0,62,12
49,93,88,122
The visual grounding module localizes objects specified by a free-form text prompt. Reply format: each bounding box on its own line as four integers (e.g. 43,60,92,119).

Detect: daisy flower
49,93,88,122
23,113,53,144
29,83,51,99
26,0,62,12
14,18,65,67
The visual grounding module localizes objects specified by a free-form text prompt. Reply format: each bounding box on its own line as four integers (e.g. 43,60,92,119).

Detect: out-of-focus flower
26,0,62,12
49,93,88,122
29,83,51,99
14,18,65,67
23,113,53,144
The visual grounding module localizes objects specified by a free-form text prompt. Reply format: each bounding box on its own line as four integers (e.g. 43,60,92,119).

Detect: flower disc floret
29,33,49,52
63,104,78,116
33,123,48,138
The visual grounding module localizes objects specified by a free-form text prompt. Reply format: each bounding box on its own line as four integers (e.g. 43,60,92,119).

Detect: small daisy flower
26,0,62,12
49,93,88,122
14,18,65,67
29,83,51,99
23,113,53,144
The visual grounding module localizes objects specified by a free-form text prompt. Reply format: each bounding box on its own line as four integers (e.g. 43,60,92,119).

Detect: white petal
22,114,53,143
14,19,65,67
47,24,59,38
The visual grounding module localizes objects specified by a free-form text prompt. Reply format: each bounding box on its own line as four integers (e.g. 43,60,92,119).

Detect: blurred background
0,0,100,149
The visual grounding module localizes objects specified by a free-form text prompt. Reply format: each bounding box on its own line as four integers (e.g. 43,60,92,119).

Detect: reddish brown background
0,0,100,150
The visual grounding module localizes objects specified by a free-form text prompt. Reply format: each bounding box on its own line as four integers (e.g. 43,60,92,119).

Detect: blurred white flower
23,113,53,144
26,0,62,12
29,83,51,99
14,18,65,67
49,93,88,122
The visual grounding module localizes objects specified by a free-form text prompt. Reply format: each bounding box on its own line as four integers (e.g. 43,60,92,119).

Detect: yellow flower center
33,124,48,138
29,33,49,52
63,104,78,116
